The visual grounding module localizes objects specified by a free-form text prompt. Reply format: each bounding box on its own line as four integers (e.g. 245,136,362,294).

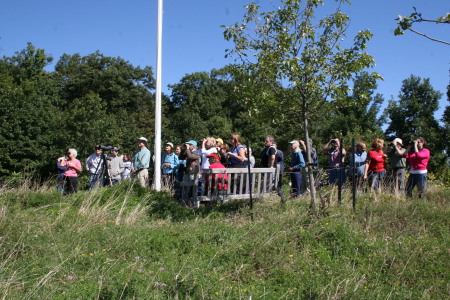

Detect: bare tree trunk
303,105,317,211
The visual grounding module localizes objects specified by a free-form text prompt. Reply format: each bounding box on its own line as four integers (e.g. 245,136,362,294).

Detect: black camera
330,139,337,145
99,145,114,151
63,151,70,160
409,141,415,146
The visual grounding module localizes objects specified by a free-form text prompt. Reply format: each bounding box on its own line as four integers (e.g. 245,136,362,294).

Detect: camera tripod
92,151,113,188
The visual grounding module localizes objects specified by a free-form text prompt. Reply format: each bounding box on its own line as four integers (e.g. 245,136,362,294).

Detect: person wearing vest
387,138,406,194
260,136,280,194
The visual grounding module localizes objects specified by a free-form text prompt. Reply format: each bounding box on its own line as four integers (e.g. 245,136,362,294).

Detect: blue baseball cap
185,140,197,147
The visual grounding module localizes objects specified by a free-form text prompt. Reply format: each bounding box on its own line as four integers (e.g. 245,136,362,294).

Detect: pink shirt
64,159,82,177
403,149,430,171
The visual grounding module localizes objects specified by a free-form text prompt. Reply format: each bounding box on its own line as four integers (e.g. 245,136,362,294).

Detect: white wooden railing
181,165,280,207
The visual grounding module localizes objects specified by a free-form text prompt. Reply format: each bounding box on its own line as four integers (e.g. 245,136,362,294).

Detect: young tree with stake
223,0,380,210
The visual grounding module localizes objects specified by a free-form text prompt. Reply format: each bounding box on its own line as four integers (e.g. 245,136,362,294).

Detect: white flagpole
153,0,163,191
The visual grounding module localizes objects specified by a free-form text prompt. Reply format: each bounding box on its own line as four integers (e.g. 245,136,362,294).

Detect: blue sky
1,0,449,119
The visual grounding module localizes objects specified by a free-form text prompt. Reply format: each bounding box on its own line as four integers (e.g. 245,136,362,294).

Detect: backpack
275,149,283,163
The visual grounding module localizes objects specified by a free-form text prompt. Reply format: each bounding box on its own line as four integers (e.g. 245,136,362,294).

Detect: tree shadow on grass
147,194,253,222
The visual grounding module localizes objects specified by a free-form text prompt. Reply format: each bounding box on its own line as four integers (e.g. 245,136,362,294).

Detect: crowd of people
56,134,430,199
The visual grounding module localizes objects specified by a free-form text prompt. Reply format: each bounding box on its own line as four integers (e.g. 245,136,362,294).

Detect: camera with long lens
99,145,114,151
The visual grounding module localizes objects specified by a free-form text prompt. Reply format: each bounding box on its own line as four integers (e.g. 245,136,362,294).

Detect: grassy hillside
0,180,448,299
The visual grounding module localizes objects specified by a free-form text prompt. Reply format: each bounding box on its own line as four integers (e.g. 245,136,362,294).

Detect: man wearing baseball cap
131,137,151,188
288,140,306,197
387,138,406,194
108,147,124,185
179,140,200,202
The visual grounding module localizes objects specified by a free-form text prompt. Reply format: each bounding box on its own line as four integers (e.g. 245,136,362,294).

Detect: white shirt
201,147,218,169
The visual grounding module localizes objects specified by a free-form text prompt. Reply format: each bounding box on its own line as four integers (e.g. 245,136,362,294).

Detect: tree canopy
0,42,447,184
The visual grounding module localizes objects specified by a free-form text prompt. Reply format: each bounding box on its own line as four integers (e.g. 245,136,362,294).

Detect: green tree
0,44,157,180
54,52,156,157
165,68,273,146
0,44,62,177
223,0,379,209
319,71,385,144
384,75,445,171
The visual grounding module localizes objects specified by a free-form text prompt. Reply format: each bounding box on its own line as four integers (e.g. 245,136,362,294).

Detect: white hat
165,142,174,148
289,140,299,145
392,138,403,145
137,137,148,142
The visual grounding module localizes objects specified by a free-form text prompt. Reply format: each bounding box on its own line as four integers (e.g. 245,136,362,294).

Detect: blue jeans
369,170,385,191
89,174,101,189
406,173,427,198
111,178,121,185
327,168,346,187
290,172,302,197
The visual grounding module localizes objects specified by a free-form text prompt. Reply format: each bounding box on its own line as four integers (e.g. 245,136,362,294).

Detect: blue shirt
229,145,244,165
161,152,179,174
349,150,367,176
290,150,306,170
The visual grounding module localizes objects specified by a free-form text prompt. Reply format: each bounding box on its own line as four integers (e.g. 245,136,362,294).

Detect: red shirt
206,162,228,190
367,150,385,173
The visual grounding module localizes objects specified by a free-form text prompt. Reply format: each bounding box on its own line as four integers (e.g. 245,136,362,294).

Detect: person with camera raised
59,149,82,195
107,147,124,185
131,137,151,188
56,155,67,194
86,145,104,189
387,138,406,194
322,138,346,186
179,140,201,203
403,137,430,199
200,137,218,169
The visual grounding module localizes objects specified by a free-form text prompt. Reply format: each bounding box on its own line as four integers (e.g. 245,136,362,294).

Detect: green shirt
132,147,151,170
388,148,406,168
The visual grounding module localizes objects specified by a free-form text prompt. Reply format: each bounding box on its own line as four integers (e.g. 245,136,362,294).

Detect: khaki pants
137,169,148,188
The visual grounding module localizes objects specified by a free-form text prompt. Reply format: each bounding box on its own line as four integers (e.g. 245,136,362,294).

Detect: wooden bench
181,165,280,207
